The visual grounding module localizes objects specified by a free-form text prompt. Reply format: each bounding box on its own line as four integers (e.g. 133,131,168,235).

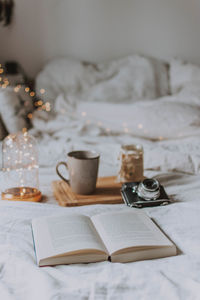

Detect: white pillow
36,55,169,106
170,59,200,94
0,88,28,133
36,58,88,105
77,98,200,140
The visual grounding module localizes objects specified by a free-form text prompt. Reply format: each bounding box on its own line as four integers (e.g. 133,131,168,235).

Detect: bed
0,55,200,299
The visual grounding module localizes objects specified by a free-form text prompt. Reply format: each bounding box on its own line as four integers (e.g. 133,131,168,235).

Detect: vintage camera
121,178,171,208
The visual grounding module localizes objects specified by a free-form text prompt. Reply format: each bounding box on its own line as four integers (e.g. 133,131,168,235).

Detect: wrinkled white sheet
1,56,200,299
1,170,200,300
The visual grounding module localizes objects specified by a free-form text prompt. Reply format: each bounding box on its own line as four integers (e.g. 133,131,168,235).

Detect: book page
91,210,173,255
32,214,108,261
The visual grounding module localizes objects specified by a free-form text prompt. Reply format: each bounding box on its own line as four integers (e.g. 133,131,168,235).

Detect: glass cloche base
1,187,42,202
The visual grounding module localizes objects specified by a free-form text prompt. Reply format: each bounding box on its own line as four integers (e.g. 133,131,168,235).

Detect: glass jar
118,144,144,183
1,131,42,202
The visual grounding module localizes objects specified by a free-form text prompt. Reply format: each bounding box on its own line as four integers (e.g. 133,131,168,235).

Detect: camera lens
136,178,160,201
142,179,159,192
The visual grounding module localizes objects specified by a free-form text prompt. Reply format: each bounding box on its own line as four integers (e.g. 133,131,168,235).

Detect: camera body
121,178,171,208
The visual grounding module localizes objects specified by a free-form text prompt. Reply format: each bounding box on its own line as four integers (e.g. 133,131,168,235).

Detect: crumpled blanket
36,55,169,106
32,56,200,175
30,84,200,176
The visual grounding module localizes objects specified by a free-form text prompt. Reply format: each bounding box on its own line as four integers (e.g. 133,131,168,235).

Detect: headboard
0,0,200,77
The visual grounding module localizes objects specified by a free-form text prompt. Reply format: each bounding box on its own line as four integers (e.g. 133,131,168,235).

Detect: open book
32,210,176,266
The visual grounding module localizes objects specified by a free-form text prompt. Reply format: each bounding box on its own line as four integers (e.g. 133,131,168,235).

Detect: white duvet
1,56,200,299
1,171,200,300
30,83,200,176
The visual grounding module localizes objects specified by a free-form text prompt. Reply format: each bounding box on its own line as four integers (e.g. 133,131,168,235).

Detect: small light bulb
22,128,27,134
30,91,35,97
28,113,33,119
14,87,19,93
40,88,45,94
25,87,30,92
37,100,43,106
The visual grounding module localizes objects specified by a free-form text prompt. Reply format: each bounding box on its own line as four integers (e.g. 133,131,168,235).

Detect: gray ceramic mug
56,150,100,195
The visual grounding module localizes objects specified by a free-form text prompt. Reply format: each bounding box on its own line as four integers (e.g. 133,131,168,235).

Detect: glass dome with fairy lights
1,131,42,202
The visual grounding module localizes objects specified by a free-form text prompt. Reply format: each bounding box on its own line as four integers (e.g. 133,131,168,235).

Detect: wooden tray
52,176,123,206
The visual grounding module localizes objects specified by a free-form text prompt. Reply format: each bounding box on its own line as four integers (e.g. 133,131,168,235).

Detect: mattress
1,56,200,299
1,107,200,299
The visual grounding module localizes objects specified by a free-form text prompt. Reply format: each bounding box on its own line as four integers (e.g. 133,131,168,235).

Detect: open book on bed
32,210,176,266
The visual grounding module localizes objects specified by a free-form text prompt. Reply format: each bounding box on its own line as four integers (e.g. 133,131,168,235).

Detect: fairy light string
0,63,51,123
2,131,39,187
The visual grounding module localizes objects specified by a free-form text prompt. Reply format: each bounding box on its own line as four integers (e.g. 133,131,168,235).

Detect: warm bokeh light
14,86,20,92
37,100,43,106
30,91,35,97
28,113,33,119
40,88,45,94
45,102,51,111
22,128,27,134
25,87,30,92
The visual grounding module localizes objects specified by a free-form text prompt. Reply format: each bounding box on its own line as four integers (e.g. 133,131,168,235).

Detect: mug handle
56,162,69,183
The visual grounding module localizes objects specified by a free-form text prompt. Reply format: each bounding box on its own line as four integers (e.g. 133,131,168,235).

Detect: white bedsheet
0,170,200,300
1,68,200,299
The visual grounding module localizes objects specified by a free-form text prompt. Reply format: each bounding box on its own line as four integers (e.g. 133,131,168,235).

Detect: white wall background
1,0,200,77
